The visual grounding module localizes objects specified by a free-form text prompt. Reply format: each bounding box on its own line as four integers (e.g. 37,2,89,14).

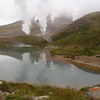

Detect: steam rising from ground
14,0,100,35
15,0,80,35
15,0,32,34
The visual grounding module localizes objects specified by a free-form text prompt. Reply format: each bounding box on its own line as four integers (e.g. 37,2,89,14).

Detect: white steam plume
35,0,50,34
15,0,80,35
15,0,32,34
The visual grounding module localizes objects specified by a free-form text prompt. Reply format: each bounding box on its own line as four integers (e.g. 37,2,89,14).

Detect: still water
0,47,100,88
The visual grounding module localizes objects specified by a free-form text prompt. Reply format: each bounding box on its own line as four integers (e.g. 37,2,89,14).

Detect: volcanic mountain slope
0,21,23,36
0,11,100,51
0,17,72,46
0,17,71,36
0,21,48,46
51,12,100,51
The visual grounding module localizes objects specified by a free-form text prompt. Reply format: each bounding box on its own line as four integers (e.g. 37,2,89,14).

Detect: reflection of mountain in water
0,47,41,61
15,53,31,82
1,47,100,75
36,52,51,84
0,48,100,88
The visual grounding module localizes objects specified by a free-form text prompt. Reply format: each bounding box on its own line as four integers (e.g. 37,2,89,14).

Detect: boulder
88,87,100,100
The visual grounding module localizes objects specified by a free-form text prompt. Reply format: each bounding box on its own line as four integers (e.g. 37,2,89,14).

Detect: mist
0,0,100,35
14,0,80,35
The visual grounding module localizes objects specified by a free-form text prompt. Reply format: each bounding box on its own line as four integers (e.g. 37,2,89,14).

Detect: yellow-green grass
50,12,100,57
14,35,48,46
0,35,48,47
51,12,100,42
50,27,100,56
0,81,90,100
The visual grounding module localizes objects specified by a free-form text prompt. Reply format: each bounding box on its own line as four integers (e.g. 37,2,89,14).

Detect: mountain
51,12,100,40
0,17,71,46
51,12,100,47
0,21,48,46
0,11,100,55
0,17,71,36
50,12,100,56
0,21,23,36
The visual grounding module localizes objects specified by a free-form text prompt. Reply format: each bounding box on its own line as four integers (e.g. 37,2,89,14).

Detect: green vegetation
90,15,100,22
50,49,93,60
0,81,90,100
81,87,90,92
50,12,100,56
51,12,100,41
0,36,12,46
14,35,48,46
50,27,100,56
51,24,90,42
0,35,48,47
52,28,100,46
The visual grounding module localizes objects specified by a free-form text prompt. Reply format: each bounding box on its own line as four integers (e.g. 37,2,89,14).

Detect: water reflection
0,50,100,88
15,53,31,82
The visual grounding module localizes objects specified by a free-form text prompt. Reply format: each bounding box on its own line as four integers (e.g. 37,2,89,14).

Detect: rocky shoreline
70,56,100,67
42,49,100,72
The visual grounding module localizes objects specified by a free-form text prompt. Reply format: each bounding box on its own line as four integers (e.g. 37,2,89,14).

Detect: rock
49,92,53,94
96,54,100,58
17,89,19,91
88,87,100,99
0,81,3,85
89,87,100,91
2,92,10,96
12,92,14,94
0,90,10,96
33,95,49,100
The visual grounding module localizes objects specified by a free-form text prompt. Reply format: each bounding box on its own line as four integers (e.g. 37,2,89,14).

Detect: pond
0,47,100,88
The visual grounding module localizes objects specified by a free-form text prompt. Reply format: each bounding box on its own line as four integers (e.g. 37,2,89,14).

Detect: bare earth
73,56,100,67
43,49,100,68
53,55,100,68
43,49,100,72
53,55,100,72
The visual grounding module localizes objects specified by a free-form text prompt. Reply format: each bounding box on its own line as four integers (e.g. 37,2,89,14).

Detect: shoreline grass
0,80,90,100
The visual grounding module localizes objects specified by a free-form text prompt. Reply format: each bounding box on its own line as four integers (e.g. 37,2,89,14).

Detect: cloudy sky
0,0,100,26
